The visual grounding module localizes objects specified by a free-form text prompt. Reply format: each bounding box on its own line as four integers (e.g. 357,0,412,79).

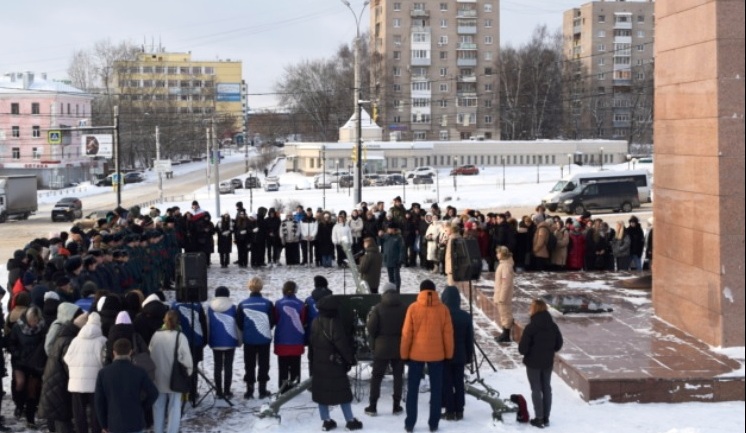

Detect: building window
484,19,493,28
412,82,431,91
393,67,401,76
440,18,447,28
484,115,493,124
438,99,448,107
598,58,605,66
167,66,177,74
484,3,493,12
12,147,20,159
484,83,493,92
636,44,645,51
598,15,606,23
412,50,429,60
128,66,140,74
393,84,402,92
439,51,448,60
205,66,215,74
31,103,40,114
414,131,427,140
143,80,154,87
637,15,645,23
485,35,493,44
598,73,606,80
142,66,153,74
393,35,402,46
484,99,492,108
637,30,645,38
393,51,401,60
393,2,401,11
180,67,190,74
439,35,448,45
440,67,448,76
598,43,606,51
32,126,40,138
11,103,20,114
440,83,448,92
598,30,606,38
129,80,140,87
393,115,401,123
439,131,449,140
439,3,447,11
154,66,164,74
12,126,20,137
484,51,493,61
192,66,202,74
32,147,41,159
393,18,401,28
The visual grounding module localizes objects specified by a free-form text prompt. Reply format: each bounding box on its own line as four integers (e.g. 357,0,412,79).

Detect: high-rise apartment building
370,0,500,142
563,0,655,143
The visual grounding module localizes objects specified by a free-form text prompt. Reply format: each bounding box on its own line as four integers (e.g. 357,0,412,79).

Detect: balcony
457,10,477,18
411,9,429,18
457,42,477,50
614,21,632,30
457,58,477,67
457,75,477,82
613,78,632,87
573,25,582,35
457,25,477,34
411,57,432,66
411,26,431,33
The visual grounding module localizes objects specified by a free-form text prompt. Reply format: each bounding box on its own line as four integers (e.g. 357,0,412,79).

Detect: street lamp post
453,156,458,192
600,146,604,170
567,153,573,175
537,158,540,184
341,0,370,206
626,153,632,170
155,125,162,203
501,156,506,191
211,119,220,217
336,161,340,193
322,145,326,210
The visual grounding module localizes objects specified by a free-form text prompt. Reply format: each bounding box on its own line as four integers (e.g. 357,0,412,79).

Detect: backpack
546,228,558,253
510,394,530,423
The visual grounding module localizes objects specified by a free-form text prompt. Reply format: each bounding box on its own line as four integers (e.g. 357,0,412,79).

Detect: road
0,158,251,265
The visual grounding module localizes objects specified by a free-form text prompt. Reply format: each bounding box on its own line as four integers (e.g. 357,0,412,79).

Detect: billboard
82,134,113,158
216,83,241,102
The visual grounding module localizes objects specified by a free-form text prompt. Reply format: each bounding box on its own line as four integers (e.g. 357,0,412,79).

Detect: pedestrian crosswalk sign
48,130,61,144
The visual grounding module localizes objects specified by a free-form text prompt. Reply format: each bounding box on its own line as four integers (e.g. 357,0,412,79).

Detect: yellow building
113,51,247,136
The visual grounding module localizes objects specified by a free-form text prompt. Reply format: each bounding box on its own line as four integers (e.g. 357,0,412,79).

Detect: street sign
111,173,121,185
48,130,62,144
154,159,173,173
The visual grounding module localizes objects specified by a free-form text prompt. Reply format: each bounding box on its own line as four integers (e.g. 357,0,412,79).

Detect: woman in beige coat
494,246,515,343
550,219,570,270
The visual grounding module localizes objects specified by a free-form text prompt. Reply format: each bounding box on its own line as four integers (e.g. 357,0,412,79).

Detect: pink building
0,72,95,188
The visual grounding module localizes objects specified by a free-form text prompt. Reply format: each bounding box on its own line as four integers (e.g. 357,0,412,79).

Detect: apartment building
0,72,94,187
113,51,247,137
370,0,500,142
563,0,655,142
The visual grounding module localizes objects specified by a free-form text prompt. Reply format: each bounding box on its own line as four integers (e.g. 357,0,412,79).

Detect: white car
263,179,280,192
218,181,235,194
405,166,436,179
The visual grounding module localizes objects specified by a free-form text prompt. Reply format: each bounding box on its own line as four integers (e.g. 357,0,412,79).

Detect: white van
542,169,652,211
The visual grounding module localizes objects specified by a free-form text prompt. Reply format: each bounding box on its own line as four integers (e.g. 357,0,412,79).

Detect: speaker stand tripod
466,280,497,378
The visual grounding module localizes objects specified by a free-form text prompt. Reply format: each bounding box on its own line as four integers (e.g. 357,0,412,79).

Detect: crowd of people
1,192,648,431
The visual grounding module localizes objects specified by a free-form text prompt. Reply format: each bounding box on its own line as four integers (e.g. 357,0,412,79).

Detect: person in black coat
95,338,159,433
262,208,282,265
627,216,646,271
316,213,335,268
309,295,362,431
518,299,563,428
252,207,268,267
38,312,85,433
216,213,234,268
365,284,407,416
134,294,169,345
440,285,474,421
8,306,48,427
234,212,252,268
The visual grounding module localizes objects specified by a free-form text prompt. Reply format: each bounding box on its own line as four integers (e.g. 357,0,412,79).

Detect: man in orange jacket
400,279,454,433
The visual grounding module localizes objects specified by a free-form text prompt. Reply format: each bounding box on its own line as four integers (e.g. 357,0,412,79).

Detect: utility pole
113,106,121,207
155,125,162,203
206,126,211,198
212,119,220,217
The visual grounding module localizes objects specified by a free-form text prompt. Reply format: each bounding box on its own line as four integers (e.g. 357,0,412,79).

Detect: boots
215,383,224,399
244,385,254,400
258,382,271,398
364,401,377,416
392,398,403,415
224,379,233,398
496,327,511,343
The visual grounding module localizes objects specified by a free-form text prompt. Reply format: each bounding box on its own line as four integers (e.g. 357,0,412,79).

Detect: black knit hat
313,275,328,288
215,286,230,297
420,279,436,291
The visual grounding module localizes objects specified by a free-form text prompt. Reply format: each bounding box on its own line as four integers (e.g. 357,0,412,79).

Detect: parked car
95,174,114,186
244,176,261,189
315,171,350,188
73,210,110,229
123,172,145,183
364,174,386,187
405,166,436,179
293,178,312,190
218,181,235,194
450,164,480,176
230,178,243,189
558,180,641,215
263,179,280,192
52,197,83,222
412,174,434,185
385,174,408,186
338,175,354,188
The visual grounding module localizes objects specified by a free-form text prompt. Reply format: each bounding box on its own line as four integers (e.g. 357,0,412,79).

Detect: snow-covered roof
0,73,88,95
340,108,379,130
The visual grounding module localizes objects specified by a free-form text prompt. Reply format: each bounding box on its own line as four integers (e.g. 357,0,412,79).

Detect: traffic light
372,103,379,122
351,144,358,164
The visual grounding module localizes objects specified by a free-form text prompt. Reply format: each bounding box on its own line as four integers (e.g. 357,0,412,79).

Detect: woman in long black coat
233,212,252,268
38,319,82,433
315,214,335,268
309,296,362,431
216,213,233,268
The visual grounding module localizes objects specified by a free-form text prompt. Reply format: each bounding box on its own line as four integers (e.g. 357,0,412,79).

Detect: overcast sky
0,0,584,110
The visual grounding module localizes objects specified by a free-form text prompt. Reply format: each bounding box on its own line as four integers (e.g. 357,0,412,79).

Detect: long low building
282,139,629,175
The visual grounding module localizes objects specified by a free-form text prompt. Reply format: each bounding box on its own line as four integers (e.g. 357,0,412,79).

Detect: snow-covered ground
7,151,744,433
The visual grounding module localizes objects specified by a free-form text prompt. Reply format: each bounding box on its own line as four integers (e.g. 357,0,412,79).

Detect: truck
0,175,39,223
